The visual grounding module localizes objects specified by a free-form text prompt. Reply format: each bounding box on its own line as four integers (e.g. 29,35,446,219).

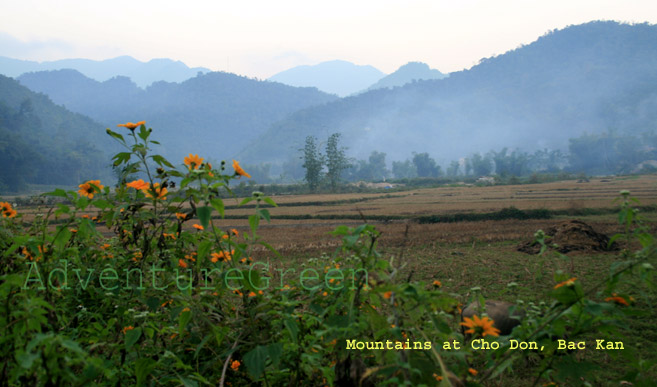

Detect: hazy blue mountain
0,75,111,192
239,21,657,170
268,60,385,97
0,55,210,87
17,70,338,163
363,62,447,92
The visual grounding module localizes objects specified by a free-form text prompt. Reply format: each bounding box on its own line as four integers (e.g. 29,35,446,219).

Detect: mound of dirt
518,220,616,254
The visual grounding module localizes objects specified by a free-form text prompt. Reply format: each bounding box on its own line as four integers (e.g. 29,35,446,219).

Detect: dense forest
0,75,110,192
238,21,657,172
17,70,338,163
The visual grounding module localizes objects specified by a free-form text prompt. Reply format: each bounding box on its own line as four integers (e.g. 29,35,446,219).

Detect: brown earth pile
517,219,617,254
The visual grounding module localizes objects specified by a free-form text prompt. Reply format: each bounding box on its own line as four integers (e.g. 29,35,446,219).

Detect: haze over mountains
1,20,656,190
0,56,211,88
268,60,386,96
239,21,657,170
364,62,447,92
17,70,338,163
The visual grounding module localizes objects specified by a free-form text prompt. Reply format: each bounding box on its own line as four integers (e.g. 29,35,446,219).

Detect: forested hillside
17,70,338,163
0,75,110,192
239,21,657,169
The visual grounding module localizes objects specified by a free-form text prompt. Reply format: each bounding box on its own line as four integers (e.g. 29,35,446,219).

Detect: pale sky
1,0,656,78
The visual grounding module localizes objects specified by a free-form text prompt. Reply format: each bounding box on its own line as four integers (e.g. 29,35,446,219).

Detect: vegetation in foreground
1,123,656,386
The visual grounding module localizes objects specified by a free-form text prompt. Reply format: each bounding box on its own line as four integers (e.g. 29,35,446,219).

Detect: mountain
239,21,657,169
268,60,385,97
363,62,447,92
0,75,111,192
0,55,211,88
17,70,338,164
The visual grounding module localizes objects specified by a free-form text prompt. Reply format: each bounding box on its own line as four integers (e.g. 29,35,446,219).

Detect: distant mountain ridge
17,69,338,163
363,62,447,92
239,21,657,169
268,60,385,97
0,55,211,87
0,75,110,191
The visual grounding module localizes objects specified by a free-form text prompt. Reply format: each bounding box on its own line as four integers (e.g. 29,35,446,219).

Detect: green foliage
301,135,324,191
325,133,350,190
1,125,655,386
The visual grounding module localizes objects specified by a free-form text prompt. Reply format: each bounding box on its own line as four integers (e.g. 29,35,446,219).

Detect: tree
412,152,441,177
392,159,417,178
467,152,493,176
325,133,350,191
446,160,461,177
301,136,323,191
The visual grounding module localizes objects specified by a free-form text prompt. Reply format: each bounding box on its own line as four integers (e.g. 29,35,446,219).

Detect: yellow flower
143,183,167,200
554,277,577,289
117,121,145,130
78,180,104,199
126,179,149,190
460,315,501,337
182,307,191,313
605,293,630,306
230,360,240,371
1,202,17,218
232,160,251,178
184,154,204,170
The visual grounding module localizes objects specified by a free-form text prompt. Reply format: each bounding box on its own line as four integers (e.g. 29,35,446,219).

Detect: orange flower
230,360,240,371
232,160,251,178
184,154,204,170
117,121,145,130
182,307,191,313
178,259,188,268
605,293,630,306
1,202,17,218
126,179,149,190
230,228,239,236
163,232,176,240
175,212,187,221
383,291,392,300
78,180,104,199
144,183,167,200
468,368,478,376
122,326,134,334
433,373,443,381
432,280,442,288
69,228,78,233
193,224,204,231
554,277,577,289
460,315,501,337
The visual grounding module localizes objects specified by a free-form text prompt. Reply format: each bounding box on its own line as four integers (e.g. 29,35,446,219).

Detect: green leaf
135,358,157,386
125,327,142,350
16,351,39,369
210,198,225,218
197,206,212,229
243,345,268,378
112,152,132,166
258,208,271,223
106,128,126,143
138,124,150,141
53,227,72,250
267,343,283,366
263,197,278,207
179,309,192,335
284,318,299,343
197,240,212,263
249,214,259,235
151,155,174,168
45,188,68,198
239,197,254,207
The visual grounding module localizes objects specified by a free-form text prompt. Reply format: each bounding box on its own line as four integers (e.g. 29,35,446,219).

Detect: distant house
476,176,495,185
